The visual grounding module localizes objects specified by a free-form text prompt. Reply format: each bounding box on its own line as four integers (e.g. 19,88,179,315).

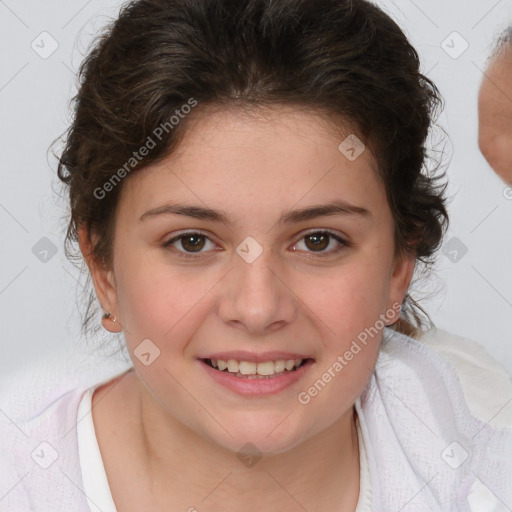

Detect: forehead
171,105,373,163
119,106,386,220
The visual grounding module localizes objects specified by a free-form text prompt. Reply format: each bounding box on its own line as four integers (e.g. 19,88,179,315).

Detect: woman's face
87,106,414,455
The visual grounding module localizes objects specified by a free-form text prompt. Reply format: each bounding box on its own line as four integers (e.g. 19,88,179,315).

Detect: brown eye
180,234,206,252
292,231,349,256
164,231,217,258
304,233,329,251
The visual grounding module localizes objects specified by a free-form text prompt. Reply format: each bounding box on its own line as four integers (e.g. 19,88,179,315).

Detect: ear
386,251,416,321
78,225,119,319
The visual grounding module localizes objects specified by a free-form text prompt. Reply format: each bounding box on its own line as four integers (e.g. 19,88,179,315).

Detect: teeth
208,358,305,376
256,361,275,376
273,360,286,373
227,359,239,373
239,361,257,375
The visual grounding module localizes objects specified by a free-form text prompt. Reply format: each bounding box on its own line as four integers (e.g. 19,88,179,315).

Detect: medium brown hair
54,0,449,353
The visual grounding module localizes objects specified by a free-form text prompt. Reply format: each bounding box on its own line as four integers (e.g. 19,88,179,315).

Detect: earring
101,311,123,333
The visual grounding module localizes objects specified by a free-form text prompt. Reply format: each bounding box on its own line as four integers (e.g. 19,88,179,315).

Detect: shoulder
366,328,512,511
0,348,132,510
0,345,131,454
413,327,512,511
0,346,133,421
0,373,90,510
413,326,512,428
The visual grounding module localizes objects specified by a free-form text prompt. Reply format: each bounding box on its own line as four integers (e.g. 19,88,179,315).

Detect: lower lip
198,359,314,396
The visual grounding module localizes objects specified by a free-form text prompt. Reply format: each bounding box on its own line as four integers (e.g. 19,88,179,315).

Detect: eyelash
162,230,350,260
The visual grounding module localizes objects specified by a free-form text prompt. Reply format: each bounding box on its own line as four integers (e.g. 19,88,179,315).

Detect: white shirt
77,384,118,512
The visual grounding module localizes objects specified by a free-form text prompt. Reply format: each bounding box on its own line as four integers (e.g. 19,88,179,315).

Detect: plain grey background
1,0,511,377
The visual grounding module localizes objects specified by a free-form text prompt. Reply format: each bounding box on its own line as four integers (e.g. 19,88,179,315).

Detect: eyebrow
139,199,372,224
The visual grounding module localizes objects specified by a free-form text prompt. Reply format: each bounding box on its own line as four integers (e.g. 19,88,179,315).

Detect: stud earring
101,311,123,332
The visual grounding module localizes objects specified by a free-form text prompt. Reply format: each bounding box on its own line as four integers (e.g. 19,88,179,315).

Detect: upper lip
199,351,313,363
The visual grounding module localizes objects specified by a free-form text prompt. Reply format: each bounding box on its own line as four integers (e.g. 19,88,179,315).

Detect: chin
208,418,308,457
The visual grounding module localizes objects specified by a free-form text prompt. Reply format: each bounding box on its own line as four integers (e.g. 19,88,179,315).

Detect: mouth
200,357,314,379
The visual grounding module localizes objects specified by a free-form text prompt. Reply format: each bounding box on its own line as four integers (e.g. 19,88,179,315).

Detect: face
84,106,414,456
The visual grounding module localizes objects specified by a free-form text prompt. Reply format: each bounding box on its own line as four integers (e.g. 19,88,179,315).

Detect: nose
217,247,296,335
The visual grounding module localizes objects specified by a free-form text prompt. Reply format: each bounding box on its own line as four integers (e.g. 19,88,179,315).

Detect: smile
198,357,315,396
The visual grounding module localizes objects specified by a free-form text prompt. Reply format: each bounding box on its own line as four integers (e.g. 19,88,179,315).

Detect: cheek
293,258,390,394
115,254,217,348
298,274,385,411
299,261,392,338
301,345,380,421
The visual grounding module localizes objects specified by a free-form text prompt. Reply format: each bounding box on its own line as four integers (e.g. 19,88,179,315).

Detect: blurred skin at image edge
478,29,512,186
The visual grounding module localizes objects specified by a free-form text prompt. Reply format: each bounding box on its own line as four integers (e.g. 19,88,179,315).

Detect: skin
79,106,415,511
478,43,512,185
